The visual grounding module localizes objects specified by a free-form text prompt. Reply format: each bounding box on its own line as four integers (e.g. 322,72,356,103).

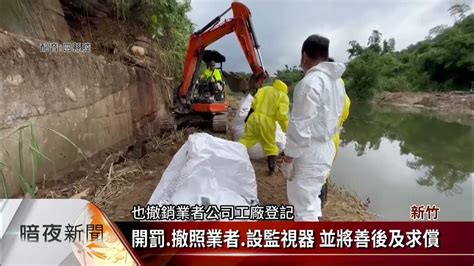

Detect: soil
374,91,474,116
36,97,376,221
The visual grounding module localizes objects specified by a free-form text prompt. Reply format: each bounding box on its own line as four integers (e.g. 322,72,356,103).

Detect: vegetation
275,65,304,101
119,0,193,76
344,5,473,100
0,124,86,198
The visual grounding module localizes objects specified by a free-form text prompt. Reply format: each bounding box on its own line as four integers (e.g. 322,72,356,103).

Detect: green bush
120,0,193,76
275,65,304,101
380,76,414,92
344,52,381,100
343,12,473,100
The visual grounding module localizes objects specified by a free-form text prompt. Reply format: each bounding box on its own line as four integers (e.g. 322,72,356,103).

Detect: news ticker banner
1,200,473,266
115,221,474,265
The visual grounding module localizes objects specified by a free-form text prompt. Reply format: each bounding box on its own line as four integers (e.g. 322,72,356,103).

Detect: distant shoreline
373,91,473,126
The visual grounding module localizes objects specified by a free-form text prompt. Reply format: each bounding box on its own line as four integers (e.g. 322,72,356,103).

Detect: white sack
148,133,258,206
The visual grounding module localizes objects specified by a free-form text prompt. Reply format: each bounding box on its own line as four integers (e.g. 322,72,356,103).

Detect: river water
331,103,473,221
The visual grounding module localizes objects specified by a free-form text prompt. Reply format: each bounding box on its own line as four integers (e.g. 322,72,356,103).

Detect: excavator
171,2,267,132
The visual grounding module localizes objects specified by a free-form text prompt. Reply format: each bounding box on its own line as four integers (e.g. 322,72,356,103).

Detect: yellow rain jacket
200,68,222,82
240,80,290,156
333,79,351,153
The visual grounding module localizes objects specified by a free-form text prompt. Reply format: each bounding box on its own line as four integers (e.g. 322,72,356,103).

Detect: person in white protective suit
280,34,346,221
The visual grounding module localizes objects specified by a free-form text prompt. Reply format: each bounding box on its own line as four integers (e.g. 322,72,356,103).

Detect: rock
5,74,24,85
130,46,145,57
24,38,35,46
135,36,152,44
17,47,25,58
37,106,46,114
64,88,77,102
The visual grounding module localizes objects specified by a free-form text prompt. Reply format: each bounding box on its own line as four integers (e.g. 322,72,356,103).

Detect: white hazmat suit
284,62,346,221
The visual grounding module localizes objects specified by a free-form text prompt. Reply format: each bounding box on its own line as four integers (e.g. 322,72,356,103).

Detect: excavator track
212,113,228,133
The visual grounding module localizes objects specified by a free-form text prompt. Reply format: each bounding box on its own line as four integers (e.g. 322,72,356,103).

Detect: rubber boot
267,155,277,176
319,182,328,209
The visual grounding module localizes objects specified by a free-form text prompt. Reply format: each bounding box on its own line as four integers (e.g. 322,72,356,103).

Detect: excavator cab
193,50,226,104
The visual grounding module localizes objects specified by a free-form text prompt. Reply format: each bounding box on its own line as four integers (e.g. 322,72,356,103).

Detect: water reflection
340,102,473,195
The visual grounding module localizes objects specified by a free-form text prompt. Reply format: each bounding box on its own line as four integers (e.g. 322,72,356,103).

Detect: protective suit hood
273,79,288,94
311,62,346,80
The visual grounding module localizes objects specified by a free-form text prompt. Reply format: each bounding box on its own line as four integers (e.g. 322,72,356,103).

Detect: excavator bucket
223,71,259,94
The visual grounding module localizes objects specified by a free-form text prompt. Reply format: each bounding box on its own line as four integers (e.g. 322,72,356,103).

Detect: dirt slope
374,91,474,116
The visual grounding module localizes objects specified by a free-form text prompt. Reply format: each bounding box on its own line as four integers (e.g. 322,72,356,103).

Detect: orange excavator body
173,2,267,131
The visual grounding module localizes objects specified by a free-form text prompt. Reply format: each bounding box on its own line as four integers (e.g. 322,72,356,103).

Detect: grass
148,129,186,152
0,161,8,198
37,128,188,212
0,123,86,198
93,161,139,208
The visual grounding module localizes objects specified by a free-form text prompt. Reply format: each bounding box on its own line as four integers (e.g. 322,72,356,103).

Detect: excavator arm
178,2,267,99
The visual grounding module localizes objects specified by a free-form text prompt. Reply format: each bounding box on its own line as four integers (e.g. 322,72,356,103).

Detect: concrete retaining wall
0,31,168,197
0,0,71,42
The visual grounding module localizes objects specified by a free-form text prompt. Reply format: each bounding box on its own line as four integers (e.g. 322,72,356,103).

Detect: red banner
115,222,474,265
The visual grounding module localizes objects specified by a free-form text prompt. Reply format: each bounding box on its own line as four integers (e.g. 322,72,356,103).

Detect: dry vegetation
37,130,188,215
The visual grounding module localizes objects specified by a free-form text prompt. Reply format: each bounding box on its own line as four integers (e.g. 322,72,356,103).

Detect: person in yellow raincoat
240,79,290,175
199,60,224,101
332,79,351,153
200,61,222,82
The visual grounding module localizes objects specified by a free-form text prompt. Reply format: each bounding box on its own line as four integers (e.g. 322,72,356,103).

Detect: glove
279,160,294,181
